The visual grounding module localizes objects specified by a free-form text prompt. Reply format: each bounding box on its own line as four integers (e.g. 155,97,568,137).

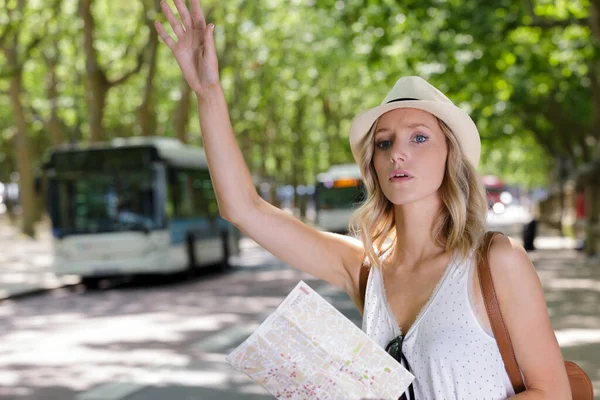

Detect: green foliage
0,0,597,188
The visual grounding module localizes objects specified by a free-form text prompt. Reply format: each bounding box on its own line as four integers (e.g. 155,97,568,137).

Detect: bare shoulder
486,233,541,308
488,233,533,277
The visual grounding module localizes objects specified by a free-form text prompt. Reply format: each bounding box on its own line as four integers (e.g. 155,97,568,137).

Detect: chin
383,188,439,206
384,193,421,205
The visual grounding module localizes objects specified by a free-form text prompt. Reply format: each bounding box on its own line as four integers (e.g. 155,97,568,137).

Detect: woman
154,1,571,398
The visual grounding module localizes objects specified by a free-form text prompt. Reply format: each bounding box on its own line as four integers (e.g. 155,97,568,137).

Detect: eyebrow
374,123,431,136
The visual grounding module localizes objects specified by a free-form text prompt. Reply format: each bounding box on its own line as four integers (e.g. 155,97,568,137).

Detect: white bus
43,137,240,287
315,164,366,233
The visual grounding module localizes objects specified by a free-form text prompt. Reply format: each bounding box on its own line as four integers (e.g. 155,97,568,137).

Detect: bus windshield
315,181,366,210
48,169,161,236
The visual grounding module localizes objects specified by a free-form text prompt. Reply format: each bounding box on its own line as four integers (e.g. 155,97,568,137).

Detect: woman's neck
389,193,447,269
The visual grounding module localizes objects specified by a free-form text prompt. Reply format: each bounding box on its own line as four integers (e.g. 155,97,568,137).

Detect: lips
388,169,413,181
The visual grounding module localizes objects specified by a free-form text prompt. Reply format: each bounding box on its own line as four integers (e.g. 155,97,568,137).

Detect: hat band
386,97,419,104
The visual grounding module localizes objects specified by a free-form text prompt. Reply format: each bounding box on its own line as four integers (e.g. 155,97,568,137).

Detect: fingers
154,21,176,49
190,0,206,29
203,23,215,58
160,0,185,38
173,0,193,32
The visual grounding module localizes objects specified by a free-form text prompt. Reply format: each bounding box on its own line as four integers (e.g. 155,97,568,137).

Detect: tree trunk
87,83,108,142
322,96,345,166
80,0,146,142
137,0,160,137
136,45,158,136
3,154,17,225
36,48,64,222
173,78,192,143
292,97,307,219
81,0,108,142
0,0,44,234
44,48,64,147
582,2,600,257
258,125,270,179
584,180,599,257
8,70,36,237
273,143,283,208
34,175,47,224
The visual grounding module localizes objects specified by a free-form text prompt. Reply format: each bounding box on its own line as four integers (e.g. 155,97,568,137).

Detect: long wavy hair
348,114,488,270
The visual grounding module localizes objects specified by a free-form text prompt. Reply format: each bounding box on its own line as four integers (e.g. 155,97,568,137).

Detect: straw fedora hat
349,76,481,168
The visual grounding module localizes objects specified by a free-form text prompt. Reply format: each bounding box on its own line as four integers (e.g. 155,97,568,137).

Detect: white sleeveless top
362,249,516,400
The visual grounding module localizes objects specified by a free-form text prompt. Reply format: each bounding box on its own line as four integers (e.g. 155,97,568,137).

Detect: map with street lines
226,281,414,400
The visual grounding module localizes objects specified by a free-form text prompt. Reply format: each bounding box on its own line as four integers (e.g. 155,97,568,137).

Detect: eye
375,140,392,149
413,134,429,144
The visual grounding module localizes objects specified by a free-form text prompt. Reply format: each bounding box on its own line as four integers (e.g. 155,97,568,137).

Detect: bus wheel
82,277,101,290
185,234,197,276
221,232,230,269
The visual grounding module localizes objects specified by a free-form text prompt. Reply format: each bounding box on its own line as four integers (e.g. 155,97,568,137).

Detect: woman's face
372,108,448,206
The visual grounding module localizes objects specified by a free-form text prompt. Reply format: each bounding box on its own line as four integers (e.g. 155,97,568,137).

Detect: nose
390,141,409,164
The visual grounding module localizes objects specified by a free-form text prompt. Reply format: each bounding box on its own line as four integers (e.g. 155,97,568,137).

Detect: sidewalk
529,247,600,398
0,218,77,300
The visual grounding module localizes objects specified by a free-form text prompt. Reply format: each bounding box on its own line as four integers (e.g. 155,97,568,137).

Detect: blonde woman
155,1,571,398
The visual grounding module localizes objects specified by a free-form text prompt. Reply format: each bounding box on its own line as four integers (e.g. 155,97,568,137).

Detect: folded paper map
226,281,414,400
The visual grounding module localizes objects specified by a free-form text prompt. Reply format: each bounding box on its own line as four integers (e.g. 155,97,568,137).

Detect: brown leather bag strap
478,231,527,393
359,264,370,311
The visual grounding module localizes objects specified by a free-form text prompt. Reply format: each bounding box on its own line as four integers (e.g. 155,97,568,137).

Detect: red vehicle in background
481,175,512,214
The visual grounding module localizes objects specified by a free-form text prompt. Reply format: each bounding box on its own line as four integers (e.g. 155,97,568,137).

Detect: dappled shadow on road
0,239,329,399
2,236,599,398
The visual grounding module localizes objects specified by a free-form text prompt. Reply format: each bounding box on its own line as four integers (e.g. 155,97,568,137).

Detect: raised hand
154,0,219,96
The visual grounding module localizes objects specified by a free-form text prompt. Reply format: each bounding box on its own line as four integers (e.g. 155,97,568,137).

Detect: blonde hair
348,115,488,270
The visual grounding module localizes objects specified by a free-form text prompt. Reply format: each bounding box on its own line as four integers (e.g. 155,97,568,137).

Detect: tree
323,0,600,254
136,0,161,137
0,0,46,236
79,0,147,142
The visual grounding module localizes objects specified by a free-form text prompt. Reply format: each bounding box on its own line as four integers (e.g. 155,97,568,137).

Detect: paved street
0,235,361,400
0,216,599,399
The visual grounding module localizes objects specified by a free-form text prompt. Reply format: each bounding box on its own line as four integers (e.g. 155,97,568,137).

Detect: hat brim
349,100,481,168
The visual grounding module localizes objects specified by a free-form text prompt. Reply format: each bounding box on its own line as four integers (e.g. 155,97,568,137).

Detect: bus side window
166,168,195,218
180,171,194,217
190,169,217,219
199,170,218,218
165,168,177,218
167,168,218,220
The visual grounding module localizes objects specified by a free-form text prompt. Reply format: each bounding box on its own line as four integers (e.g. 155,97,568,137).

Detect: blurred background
0,0,599,398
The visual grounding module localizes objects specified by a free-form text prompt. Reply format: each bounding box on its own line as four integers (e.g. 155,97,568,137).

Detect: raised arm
154,0,365,298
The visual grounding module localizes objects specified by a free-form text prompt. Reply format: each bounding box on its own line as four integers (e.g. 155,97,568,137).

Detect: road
1,214,598,399
0,238,362,400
